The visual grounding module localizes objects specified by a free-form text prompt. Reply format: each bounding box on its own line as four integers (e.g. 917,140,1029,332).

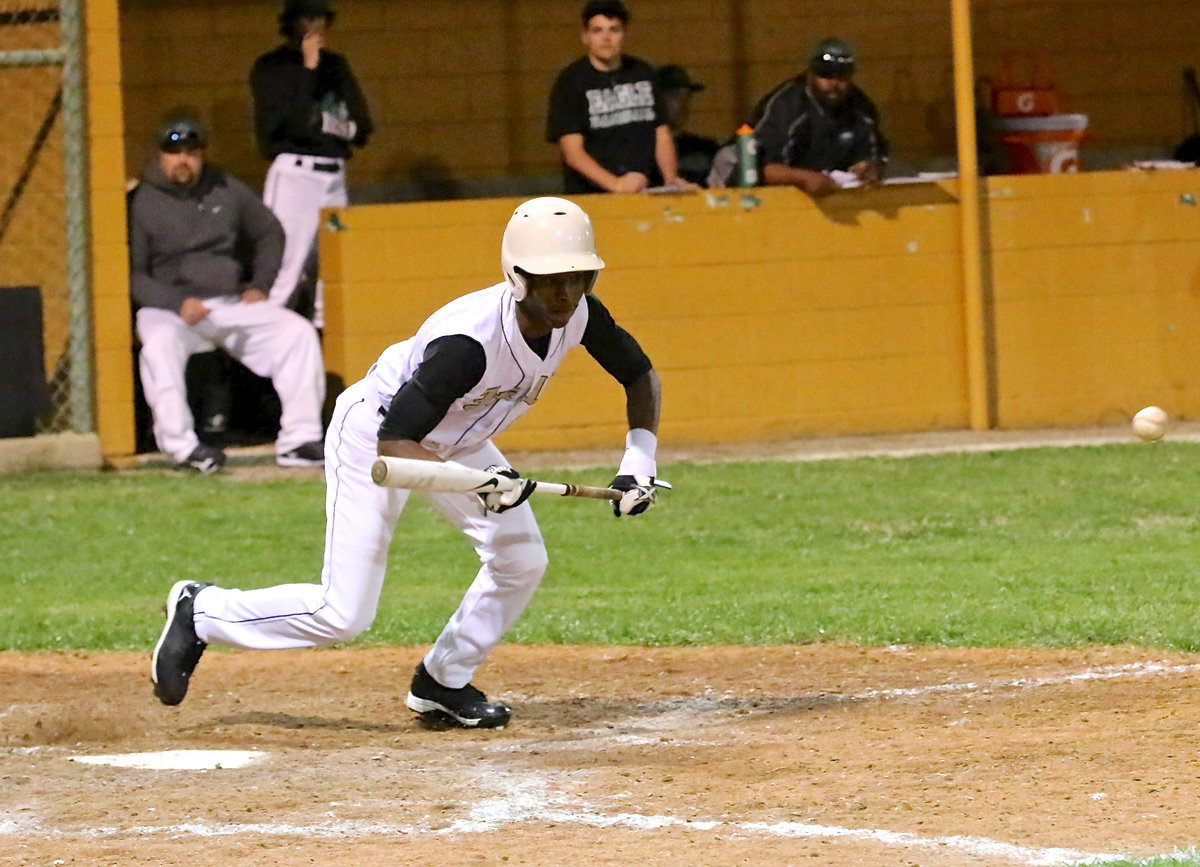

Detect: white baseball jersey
365,283,588,459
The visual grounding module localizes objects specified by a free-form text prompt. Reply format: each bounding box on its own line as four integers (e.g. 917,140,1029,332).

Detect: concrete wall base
0,433,104,474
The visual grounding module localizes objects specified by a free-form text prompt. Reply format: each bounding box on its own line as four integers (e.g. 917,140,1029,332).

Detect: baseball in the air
1132,405,1168,441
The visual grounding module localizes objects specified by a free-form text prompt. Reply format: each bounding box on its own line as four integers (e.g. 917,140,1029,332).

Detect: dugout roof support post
951,0,996,430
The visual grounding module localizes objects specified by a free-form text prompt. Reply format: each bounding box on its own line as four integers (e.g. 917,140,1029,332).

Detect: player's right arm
580,294,664,516
375,335,485,461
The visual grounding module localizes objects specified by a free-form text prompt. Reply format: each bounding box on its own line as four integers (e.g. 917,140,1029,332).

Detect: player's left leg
152,381,404,705
189,381,404,649
421,442,549,690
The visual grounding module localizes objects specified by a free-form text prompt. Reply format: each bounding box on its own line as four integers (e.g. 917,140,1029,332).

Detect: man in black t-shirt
545,1,696,194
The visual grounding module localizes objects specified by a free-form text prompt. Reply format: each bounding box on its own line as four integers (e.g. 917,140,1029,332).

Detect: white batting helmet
501,197,605,301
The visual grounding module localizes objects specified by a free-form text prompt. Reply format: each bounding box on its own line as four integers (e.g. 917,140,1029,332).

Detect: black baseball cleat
178,444,226,475
405,661,512,728
276,440,325,468
151,580,211,706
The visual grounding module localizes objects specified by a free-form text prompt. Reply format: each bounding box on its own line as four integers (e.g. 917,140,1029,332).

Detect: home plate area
2,644,1199,865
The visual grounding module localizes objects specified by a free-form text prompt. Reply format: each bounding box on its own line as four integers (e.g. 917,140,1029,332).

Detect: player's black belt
296,158,340,173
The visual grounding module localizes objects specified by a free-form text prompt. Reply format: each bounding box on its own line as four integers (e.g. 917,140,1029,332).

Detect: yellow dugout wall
319,171,1200,453
989,171,1200,427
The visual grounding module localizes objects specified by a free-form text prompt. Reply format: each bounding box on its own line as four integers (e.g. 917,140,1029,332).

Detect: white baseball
1132,405,1168,441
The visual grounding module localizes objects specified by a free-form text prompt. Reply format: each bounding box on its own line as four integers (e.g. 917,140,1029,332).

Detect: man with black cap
250,0,373,327
655,64,720,187
720,37,888,197
128,114,328,472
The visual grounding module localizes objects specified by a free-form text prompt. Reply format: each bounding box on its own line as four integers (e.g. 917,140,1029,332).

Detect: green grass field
2,440,1199,652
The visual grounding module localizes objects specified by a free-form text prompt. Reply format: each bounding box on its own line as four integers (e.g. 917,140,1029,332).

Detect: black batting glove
609,474,659,518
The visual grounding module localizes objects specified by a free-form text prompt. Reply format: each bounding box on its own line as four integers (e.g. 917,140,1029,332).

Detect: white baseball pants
192,379,549,689
263,153,348,329
136,298,326,462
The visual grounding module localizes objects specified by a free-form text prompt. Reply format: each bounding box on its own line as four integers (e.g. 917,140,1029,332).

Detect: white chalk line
0,772,1126,865
846,658,1200,701
487,658,1200,752
7,658,1195,864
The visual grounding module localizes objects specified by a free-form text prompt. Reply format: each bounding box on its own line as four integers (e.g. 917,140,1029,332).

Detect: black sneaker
405,661,512,728
276,440,325,467
151,580,211,706
178,444,225,475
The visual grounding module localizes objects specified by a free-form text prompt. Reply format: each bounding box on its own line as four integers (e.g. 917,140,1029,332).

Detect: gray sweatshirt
128,158,284,313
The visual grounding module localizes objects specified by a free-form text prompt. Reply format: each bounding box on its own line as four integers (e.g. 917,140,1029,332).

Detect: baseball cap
281,0,335,18
656,65,704,92
582,0,629,25
808,37,856,79
156,115,208,152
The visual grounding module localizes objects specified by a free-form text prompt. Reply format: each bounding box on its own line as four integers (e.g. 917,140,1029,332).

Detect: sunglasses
161,129,204,152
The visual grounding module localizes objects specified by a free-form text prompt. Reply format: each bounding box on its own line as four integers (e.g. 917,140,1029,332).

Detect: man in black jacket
129,115,327,472
754,38,888,197
710,38,888,197
250,0,373,327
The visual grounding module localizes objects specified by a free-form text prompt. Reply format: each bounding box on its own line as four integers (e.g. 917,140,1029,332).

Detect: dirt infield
3,644,1199,865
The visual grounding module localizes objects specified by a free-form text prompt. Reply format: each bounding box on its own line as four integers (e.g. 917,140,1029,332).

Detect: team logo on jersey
464,387,520,410
464,376,550,410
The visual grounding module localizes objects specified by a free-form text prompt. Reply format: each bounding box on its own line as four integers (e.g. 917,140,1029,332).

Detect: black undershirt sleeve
377,335,487,442
581,294,653,386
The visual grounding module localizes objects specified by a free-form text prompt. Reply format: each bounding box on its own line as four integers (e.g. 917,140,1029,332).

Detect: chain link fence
0,0,90,435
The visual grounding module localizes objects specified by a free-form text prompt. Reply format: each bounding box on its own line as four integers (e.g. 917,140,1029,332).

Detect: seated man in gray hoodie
129,114,327,472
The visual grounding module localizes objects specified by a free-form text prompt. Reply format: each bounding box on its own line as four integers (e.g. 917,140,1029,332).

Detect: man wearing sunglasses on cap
128,114,328,473
737,37,888,198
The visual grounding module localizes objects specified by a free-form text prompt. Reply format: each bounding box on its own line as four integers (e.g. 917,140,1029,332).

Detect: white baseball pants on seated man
264,154,348,329
136,297,326,464
190,379,548,689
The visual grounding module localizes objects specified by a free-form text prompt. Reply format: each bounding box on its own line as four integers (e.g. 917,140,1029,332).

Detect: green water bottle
735,124,758,187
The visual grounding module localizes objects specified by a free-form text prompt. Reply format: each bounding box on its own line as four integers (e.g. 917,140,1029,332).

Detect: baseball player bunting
152,197,667,730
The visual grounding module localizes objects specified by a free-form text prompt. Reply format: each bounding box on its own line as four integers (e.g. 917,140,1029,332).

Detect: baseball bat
370,456,621,501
